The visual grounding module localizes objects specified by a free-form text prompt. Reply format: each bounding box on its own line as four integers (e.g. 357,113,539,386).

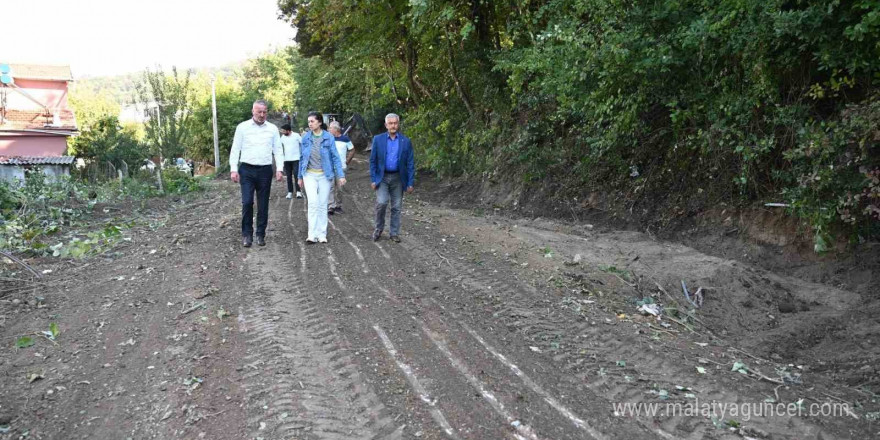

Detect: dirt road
1,157,877,439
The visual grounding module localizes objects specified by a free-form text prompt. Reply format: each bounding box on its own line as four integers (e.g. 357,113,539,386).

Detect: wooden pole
211,76,220,171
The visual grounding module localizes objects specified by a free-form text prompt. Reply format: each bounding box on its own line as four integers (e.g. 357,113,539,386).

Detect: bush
1,170,202,255
0,180,22,215
161,168,203,194
0,175,80,252
68,115,146,168
783,94,880,249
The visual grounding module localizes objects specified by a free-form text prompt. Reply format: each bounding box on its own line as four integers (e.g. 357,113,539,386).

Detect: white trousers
303,172,331,240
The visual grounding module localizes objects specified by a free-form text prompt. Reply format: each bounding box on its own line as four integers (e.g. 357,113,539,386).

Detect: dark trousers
239,163,273,238
283,160,300,193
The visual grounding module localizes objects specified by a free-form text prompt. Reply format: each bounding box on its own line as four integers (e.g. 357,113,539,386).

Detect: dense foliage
134,67,195,162
281,0,880,244
68,116,145,167
189,51,297,164
190,79,255,164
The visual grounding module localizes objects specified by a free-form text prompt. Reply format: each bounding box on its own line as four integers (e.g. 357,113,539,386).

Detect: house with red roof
0,63,78,181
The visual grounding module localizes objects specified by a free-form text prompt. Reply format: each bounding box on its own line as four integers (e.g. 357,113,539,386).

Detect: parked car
174,158,192,175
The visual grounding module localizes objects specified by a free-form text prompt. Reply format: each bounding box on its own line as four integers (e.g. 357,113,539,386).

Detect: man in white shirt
327,121,355,214
229,100,284,247
279,123,303,199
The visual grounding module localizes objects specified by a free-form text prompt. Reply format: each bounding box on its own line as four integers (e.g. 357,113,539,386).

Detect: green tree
242,49,298,112
278,0,880,243
68,86,121,132
68,116,145,167
134,67,195,191
190,79,257,165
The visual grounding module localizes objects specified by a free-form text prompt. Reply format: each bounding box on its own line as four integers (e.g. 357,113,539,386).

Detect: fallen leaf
16,336,34,349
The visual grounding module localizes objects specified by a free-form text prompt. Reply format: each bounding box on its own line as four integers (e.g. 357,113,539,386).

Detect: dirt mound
416,171,880,403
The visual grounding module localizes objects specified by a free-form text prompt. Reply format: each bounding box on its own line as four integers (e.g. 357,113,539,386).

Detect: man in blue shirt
369,113,415,242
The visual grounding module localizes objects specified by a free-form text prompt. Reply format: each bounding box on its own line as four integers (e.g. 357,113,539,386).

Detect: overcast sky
4,0,296,77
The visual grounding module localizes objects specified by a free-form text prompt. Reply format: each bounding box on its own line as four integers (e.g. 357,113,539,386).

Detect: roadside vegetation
280,0,879,249
3,66,207,261
0,169,203,258
62,1,880,250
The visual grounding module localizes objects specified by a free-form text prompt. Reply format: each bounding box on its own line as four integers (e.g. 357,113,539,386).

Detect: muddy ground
1,155,878,439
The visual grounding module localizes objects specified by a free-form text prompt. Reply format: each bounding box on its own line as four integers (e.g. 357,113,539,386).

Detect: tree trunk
403,35,421,108
382,58,406,105
446,30,475,118
156,151,165,193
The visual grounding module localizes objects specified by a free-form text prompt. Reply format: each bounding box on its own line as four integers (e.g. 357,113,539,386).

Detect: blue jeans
239,163,273,238
375,173,403,236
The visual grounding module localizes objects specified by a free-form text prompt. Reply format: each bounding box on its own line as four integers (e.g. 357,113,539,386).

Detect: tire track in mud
413,318,545,440
341,189,839,439
373,324,461,440
293,198,489,439
396,229,831,439
235,197,398,439
331,195,657,439
329,219,370,274
290,195,541,438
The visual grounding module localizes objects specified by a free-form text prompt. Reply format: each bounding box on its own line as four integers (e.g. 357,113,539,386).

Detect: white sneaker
296,191,303,199
318,237,327,243
286,192,293,199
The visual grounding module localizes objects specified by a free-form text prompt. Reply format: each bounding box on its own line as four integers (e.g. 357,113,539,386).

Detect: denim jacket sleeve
298,133,309,179
323,133,345,179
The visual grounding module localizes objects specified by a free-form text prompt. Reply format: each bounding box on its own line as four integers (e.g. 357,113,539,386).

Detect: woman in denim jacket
297,111,346,243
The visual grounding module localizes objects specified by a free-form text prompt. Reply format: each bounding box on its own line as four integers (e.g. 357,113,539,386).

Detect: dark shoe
390,235,401,243
372,229,382,241
334,207,344,214
256,236,266,246
328,209,335,216
242,236,253,248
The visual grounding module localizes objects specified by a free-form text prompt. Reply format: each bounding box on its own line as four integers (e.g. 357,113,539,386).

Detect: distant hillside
74,61,246,105
73,72,141,105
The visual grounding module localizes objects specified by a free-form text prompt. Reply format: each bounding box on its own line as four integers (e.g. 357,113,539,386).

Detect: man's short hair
253,99,269,108
328,121,342,131
280,123,291,131
385,113,400,122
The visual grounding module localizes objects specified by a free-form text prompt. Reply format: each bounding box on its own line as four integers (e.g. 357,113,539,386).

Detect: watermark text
612,399,853,421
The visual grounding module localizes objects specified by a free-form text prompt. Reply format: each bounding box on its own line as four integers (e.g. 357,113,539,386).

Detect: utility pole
154,102,164,192
211,75,220,172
